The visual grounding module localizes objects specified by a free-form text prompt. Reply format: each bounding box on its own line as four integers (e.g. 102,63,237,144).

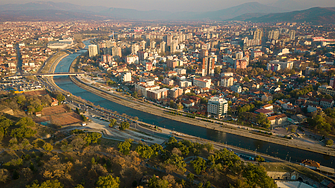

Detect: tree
119,121,130,131
136,143,154,159
177,103,184,111
255,155,265,162
132,91,138,98
118,139,133,155
26,180,64,188
187,173,194,184
191,157,207,175
214,67,221,75
170,100,175,108
95,175,120,188
243,77,250,82
56,94,65,103
148,175,169,188
11,126,36,139
326,139,334,146
243,163,276,188
165,154,186,171
204,142,214,153
43,143,53,152
256,113,271,128
109,118,117,128
16,117,35,127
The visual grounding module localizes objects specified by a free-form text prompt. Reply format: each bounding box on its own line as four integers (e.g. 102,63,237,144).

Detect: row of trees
115,137,275,188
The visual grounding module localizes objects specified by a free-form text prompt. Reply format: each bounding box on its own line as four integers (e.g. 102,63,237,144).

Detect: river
53,40,335,168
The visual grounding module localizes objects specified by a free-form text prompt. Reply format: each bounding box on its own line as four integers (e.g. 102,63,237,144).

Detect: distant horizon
0,0,334,12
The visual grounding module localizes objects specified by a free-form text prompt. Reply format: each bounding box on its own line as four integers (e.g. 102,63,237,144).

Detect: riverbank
69,74,335,157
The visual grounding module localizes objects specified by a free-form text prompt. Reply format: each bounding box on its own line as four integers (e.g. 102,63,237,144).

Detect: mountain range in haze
0,1,334,24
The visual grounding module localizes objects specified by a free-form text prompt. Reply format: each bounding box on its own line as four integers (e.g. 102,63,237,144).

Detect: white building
173,68,187,75
121,72,132,82
88,45,98,57
135,82,160,98
267,60,294,71
207,96,228,118
221,77,234,87
193,78,211,88
179,80,192,88
126,55,139,64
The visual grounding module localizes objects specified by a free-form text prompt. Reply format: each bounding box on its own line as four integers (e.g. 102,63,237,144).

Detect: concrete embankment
69,75,335,157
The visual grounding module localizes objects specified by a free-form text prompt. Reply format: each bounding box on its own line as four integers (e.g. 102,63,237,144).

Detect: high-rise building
200,49,209,59
207,96,228,118
167,35,173,46
330,77,335,89
160,41,166,53
131,43,139,54
268,30,280,40
112,46,122,58
88,45,98,57
170,40,177,54
202,57,215,76
150,40,156,49
221,77,234,87
140,40,146,50
289,30,296,40
253,29,263,40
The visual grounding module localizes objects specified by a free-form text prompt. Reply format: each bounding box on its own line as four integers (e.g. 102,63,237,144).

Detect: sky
0,0,334,12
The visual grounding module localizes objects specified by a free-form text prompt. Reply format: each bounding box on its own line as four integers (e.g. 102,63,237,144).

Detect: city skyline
0,0,335,12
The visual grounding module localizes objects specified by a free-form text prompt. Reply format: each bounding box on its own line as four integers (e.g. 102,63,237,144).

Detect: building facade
207,96,228,118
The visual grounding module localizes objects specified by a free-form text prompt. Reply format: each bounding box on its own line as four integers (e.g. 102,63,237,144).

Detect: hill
244,7,335,24
195,2,287,20
0,1,287,21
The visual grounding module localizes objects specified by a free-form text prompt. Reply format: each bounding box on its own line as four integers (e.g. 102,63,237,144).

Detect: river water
53,40,335,168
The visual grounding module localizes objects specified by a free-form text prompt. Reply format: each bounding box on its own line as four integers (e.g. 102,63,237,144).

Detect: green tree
132,91,138,98
214,67,221,75
187,173,194,184
205,181,211,188
256,113,271,128
43,143,53,152
109,118,117,127
243,163,276,188
16,95,26,105
91,157,96,165
191,157,207,175
255,155,265,162
165,154,186,171
26,180,64,188
136,143,154,159
326,139,334,146
119,121,130,131
118,139,133,155
11,126,36,139
170,100,175,108
147,175,169,188
204,142,214,153
95,175,120,188
56,94,65,103
16,117,35,127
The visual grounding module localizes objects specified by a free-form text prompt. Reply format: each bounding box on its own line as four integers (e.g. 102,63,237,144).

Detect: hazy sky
0,0,334,12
